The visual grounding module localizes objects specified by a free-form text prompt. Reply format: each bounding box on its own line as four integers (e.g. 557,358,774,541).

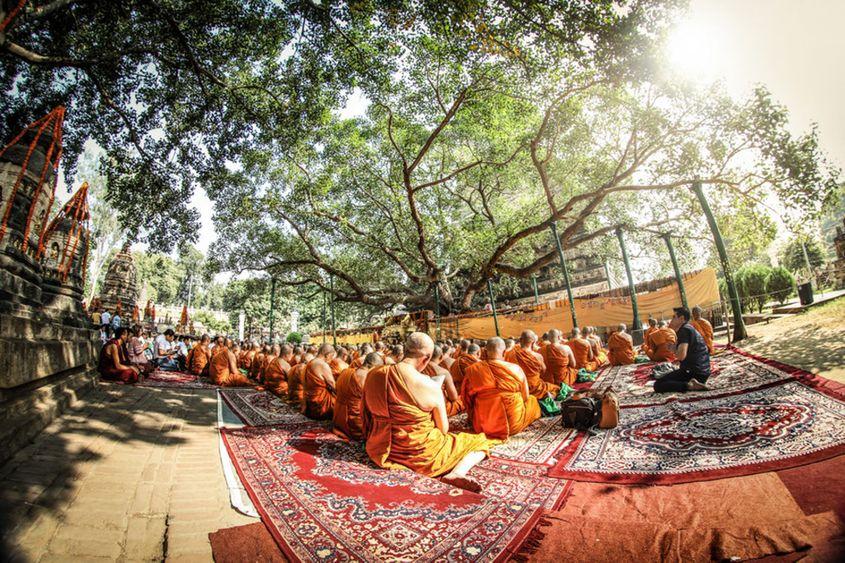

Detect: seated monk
607,324,636,366
453,339,470,360
386,344,404,365
640,317,658,356
440,345,456,370
209,339,253,387
186,334,212,376
503,338,516,355
262,344,289,396
450,343,480,393
646,321,677,362
422,346,464,416
505,330,560,399
250,344,268,381
329,346,349,377
462,338,542,440
541,329,578,386
374,341,387,360
98,327,141,384
350,344,372,369
287,347,315,405
690,306,715,353
585,326,609,367
302,344,337,420
239,342,256,371
290,346,302,367
333,352,383,440
362,332,497,492
569,327,599,372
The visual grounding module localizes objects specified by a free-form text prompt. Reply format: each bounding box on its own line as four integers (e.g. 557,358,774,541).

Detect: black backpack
560,396,601,429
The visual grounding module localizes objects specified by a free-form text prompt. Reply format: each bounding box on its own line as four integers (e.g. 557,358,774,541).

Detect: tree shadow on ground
739,324,845,376
0,381,218,551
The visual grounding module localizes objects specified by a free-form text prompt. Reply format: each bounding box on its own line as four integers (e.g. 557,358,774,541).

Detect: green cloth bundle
576,368,597,383
539,396,561,416
556,383,575,402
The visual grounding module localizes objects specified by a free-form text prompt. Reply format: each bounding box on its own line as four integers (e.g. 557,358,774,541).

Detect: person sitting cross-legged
690,305,715,353
462,337,542,440
449,343,480,393
541,329,578,386
568,327,599,372
504,330,559,399
99,327,142,384
302,344,337,420
645,320,677,362
209,338,253,387
186,334,212,376
607,324,636,366
287,347,315,405
362,332,497,493
422,345,464,416
654,307,711,393
264,344,293,397
154,329,180,371
333,352,383,441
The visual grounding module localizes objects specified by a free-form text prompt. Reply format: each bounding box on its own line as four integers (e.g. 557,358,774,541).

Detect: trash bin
797,282,814,306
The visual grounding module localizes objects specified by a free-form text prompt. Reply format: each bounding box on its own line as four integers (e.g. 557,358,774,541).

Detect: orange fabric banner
442,268,720,340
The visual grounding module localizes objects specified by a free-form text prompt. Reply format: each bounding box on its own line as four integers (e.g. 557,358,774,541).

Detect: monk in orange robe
333,352,383,440
422,346,464,416
329,347,349,377
607,324,636,366
453,339,470,360
98,327,141,384
287,347,315,405
249,344,267,380
239,343,256,371
441,345,456,370
569,328,599,372
302,344,337,420
209,339,253,387
462,338,542,440
264,344,292,397
640,318,658,356
350,344,371,369
690,306,715,353
541,329,578,386
186,334,212,376
505,330,560,399
362,332,496,492
646,321,677,362
585,327,608,367
450,343,481,393
386,344,404,365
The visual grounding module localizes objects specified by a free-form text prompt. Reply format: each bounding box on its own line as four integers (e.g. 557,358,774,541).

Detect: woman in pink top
127,325,155,375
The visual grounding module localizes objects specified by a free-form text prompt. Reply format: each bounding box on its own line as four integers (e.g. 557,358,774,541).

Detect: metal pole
487,278,500,337
549,222,578,328
691,181,747,341
269,277,276,341
321,290,326,345
531,276,539,305
615,227,642,331
661,233,688,309
330,275,337,346
434,284,441,341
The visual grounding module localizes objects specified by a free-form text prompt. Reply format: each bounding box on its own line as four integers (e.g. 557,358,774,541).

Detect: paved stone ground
0,382,253,562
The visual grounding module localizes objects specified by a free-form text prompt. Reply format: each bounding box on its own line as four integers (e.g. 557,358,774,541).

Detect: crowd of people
96,305,714,491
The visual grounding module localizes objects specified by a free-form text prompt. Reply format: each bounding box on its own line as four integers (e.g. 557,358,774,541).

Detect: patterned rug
548,380,845,484
592,347,798,407
136,369,217,389
221,426,570,562
450,413,574,465
220,388,324,428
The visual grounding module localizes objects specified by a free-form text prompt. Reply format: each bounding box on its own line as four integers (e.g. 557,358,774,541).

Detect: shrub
766,266,795,305
286,331,303,344
735,264,771,313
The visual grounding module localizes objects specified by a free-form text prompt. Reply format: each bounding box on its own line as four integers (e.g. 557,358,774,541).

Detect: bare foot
441,474,483,494
688,379,709,391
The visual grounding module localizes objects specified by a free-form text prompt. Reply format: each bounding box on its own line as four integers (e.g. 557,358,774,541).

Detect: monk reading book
607,324,636,366
333,352,383,441
362,332,496,493
504,330,560,399
462,338,542,440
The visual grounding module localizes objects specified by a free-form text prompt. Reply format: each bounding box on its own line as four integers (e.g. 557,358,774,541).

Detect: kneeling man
654,307,711,393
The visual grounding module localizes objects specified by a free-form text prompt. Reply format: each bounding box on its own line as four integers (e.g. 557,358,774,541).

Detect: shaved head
281,344,292,356
486,337,505,356
519,330,537,346
404,332,434,359
548,329,561,342
460,339,470,351
467,343,480,356
617,323,627,332
658,320,668,328
431,345,444,361
272,344,281,354
318,343,335,357
363,352,384,368
648,317,657,327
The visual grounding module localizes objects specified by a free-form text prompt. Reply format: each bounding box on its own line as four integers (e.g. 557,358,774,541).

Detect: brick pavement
0,382,254,561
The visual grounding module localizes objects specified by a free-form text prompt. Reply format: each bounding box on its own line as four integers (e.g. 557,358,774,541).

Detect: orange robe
641,327,657,354
422,363,464,416
541,344,578,386
329,358,349,377
504,345,560,399
691,318,715,353
361,365,496,477
240,351,255,371
250,353,266,380
264,356,290,397
332,367,365,440
569,338,599,372
449,354,479,394
461,360,542,440
350,357,364,369
588,336,608,366
646,327,677,362
302,361,335,420
287,363,306,405
187,345,211,376
209,348,252,387
607,332,636,366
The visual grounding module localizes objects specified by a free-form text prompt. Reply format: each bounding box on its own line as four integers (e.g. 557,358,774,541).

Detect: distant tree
780,236,825,273
133,252,181,305
766,266,795,305
735,264,771,313
286,332,303,344
192,310,230,335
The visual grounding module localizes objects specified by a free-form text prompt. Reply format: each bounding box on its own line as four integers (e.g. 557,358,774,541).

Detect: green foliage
766,266,795,305
192,310,231,336
713,201,777,268
780,235,826,273
286,332,303,344
735,264,771,313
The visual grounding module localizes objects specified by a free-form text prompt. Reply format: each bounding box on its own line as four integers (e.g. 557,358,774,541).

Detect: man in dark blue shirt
653,307,711,393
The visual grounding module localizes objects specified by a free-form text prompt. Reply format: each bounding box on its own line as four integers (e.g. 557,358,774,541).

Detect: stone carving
99,243,139,315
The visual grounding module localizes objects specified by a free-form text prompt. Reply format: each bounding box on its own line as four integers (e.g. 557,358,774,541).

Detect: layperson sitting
186,334,212,376
462,338,542,440
541,329,578,386
362,332,497,493
421,346,464,416
99,327,142,384
646,320,677,362
126,324,155,375
333,352,384,440
607,324,636,366
450,343,481,392
690,306,715,353
302,344,337,420
264,344,293,396
154,329,180,371
504,330,559,399
654,307,711,393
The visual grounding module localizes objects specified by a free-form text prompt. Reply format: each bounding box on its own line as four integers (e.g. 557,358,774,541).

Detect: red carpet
136,369,217,389
209,522,288,562
778,455,845,521
221,425,570,562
